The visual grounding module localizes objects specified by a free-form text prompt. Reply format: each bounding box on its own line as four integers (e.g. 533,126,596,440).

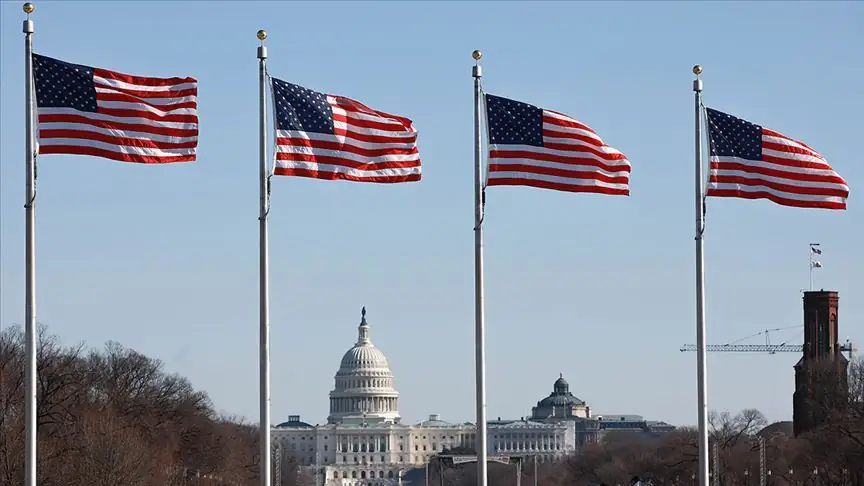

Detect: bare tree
709,408,767,449
0,325,271,485
0,326,25,485
5,324,864,486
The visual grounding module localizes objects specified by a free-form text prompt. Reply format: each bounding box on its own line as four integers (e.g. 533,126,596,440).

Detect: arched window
388,471,394,478
360,471,366,479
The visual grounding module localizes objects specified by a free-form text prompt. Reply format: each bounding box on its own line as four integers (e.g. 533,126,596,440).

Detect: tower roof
554,372,569,389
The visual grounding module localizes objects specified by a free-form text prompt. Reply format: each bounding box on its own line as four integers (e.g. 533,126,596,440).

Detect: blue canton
705,108,762,160
271,77,334,134
32,54,97,112
485,94,543,147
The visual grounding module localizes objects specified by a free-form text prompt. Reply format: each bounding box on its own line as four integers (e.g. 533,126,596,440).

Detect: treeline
2,326,861,485
0,325,307,486
426,360,864,486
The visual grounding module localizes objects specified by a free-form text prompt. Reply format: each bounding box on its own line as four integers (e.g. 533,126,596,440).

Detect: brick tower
792,290,848,436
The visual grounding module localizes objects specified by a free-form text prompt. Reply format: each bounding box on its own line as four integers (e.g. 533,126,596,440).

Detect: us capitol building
272,308,673,485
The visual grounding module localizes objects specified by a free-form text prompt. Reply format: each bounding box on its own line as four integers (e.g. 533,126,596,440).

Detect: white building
272,308,576,485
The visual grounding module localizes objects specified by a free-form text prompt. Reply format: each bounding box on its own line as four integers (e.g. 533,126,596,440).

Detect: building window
324,445,328,451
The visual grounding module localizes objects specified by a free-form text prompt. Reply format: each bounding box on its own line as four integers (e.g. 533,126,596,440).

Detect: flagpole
471,49,488,486
808,243,820,291
23,4,37,486
257,29,272,486
692,64,710,486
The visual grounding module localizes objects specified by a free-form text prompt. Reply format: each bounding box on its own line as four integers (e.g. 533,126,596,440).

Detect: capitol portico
273,308,672,485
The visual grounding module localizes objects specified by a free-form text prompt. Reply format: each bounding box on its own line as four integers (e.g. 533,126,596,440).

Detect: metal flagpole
257,29,272,486
692,64,710,486
759,436,766,486
533,455,538,486
471,49,488,486
515,459,521,486
23,4,37,486
712,441,719,485
439,456,444,486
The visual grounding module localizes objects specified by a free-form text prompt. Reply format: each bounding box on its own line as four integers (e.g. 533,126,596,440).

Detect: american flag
33,54,198,164
484,94,630,195
705,107,848,210
270,77,421,183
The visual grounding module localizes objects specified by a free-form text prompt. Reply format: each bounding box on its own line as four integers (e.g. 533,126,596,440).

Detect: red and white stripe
487,110,631,195
275,96,421,183
37,69,198,164
707,128,849,210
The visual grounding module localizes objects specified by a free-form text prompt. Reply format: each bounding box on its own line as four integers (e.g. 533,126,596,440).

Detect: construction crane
679,326,857,360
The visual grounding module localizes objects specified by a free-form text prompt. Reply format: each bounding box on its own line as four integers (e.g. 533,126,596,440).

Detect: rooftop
275,415,314,428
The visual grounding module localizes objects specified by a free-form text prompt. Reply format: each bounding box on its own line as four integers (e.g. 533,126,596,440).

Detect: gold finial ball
692,64,703,76
257,30,267,41
472,50,483,61
23,2,34,14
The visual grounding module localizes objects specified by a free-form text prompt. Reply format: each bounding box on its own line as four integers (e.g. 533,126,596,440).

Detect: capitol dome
327,307,400,425
339,340,390,371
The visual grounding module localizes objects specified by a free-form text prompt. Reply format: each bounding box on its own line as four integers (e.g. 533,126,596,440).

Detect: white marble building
272,308,576,486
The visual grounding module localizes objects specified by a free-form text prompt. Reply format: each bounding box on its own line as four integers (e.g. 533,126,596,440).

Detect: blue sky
1,1,861,428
